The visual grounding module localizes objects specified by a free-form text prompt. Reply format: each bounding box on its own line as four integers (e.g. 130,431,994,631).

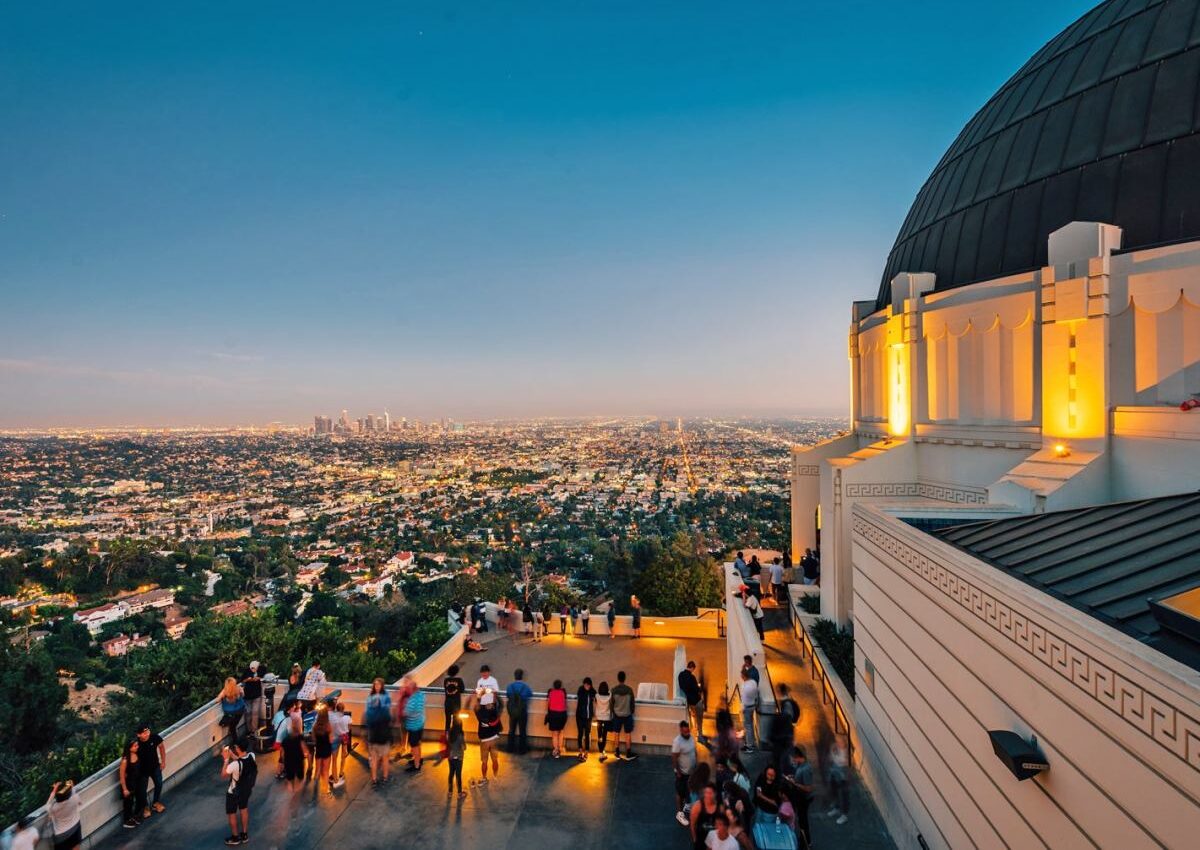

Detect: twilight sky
0,1,1094,427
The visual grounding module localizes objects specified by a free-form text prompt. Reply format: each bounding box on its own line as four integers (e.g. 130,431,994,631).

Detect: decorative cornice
793,464,820,477
853,512,1200,773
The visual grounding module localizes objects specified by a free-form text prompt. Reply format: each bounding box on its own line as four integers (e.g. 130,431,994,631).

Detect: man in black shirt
676,660,706,742
135,723,167,814
241,662,265,730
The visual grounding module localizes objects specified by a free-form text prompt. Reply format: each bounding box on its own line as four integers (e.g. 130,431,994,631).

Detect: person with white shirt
742,589,765,639
738,669,759,752
475,664,501,707
296,661,326,710
769,557,785,603
705,813,739,850
9,817,39,850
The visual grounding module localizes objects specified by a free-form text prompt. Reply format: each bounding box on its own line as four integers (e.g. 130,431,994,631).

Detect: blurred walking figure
401,676,426,773
738,669,758,752
311,705,335,795
446,718,467,798
827,734,851,825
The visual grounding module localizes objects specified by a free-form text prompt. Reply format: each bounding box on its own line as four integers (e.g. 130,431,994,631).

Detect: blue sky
0,1,1094,427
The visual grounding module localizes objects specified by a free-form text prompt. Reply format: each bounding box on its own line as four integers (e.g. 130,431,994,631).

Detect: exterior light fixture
1053,443,1071,458
987,730,1048,781
654,620,665,626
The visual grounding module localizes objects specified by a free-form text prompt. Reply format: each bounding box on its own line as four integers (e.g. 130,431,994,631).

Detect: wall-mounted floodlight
988,730,1048,781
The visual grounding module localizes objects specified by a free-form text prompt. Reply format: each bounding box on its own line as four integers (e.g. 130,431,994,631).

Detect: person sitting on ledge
462,636,487,653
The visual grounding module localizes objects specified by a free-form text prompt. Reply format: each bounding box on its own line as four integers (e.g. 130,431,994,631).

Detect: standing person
119,738,143,828
754,764,784,817
497,596,509,633
241,662,265,731
677,660,705,742
545,679,569,758
769,557,785,604
630,595,642,638
311,706,335,794
401,676,426,773
569,604,579,634
784,746,815,848
606,600,617,637
827,734,851,825
442,664,466,731
689,785,720,850
713,694,739,763
281,703,308,790
45,782,81,850
594,681,613,762
747,556,763,598
329,702,350,787
10,816,38,850
610,671,638,760
533,607,546,642
505,668,533,754
772,683,800,771
134,723,167,814
741,655,760,684
475,664,500,707
575,677,595,761
580,605,590,635
446,718,467,799
521,602,534,639
365,678,392,787
220,740,256,846
474,696,502,785
705,813,739,850
558,603,569,636
286,663,304,701
742,588,765,639
671,721,698,827
218,677,247,744
738,669,759,753
296,660,326,711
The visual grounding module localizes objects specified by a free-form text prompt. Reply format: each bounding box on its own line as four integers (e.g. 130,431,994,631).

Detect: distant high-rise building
659,420,669,434
676,417,683,432
339,409,351,431
383,410,391,432
313,415,333,435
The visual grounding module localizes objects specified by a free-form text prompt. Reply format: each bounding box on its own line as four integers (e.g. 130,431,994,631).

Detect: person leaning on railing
45,782,81,850
218,677,247,744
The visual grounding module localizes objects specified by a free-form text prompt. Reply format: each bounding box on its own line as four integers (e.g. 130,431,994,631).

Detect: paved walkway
102,747,688,850
757,602,896,849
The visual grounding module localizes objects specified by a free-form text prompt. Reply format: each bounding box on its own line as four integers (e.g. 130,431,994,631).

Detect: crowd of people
454,594,642,644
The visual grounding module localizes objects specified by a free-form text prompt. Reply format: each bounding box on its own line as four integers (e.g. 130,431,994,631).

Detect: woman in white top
10,816,39,850
46,782,81,850
593,680,613,762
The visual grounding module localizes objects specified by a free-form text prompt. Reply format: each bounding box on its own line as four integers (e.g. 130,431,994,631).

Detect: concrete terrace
450,631,727,702
103,747,688,850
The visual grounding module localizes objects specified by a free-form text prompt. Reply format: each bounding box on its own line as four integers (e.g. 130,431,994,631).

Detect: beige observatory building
792,0,1200,847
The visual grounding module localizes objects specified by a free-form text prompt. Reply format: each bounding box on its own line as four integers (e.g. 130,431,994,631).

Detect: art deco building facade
792,1,1200,846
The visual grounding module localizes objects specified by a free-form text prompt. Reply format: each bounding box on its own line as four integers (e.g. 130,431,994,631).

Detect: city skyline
0,1,1095,427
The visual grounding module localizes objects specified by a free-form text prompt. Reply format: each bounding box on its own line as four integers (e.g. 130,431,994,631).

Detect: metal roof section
934,490,1200,671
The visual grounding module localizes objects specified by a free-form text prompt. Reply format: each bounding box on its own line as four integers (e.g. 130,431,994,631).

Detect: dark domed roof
878,0,1200,308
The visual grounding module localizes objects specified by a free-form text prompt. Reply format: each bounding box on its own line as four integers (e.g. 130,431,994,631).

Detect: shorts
406,728,424,747
546,710,567,732
368,741,391,761
224,789,250,814
53,824,82,850
610,715,634,733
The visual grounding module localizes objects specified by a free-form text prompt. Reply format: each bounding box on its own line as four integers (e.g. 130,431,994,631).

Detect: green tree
0,642,68,755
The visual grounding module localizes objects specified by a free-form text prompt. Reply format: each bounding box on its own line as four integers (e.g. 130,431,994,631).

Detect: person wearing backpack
220,740,256,846
505,668,533,754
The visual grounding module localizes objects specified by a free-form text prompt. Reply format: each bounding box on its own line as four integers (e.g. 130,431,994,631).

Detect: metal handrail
792,605,853,763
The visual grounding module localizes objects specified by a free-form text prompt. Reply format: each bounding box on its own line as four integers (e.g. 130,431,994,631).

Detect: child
446,720,466,799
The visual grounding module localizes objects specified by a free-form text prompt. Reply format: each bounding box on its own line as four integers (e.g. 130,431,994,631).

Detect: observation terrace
9,570,894,849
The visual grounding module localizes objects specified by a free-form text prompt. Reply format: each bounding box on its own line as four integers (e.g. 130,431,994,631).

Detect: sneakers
624,750,638,761
223,836,241,846
741,746,755,753
458,790,468,799
836,814,849,825
122,820,138,830
239,833,249,844
599,753,608,762
333,777,346,789
675,810,689,826
152,802,166,813
404,763,420,773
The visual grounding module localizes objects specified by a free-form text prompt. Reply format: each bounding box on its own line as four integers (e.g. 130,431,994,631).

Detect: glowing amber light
888,344,909,436
1053,443,1071,458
